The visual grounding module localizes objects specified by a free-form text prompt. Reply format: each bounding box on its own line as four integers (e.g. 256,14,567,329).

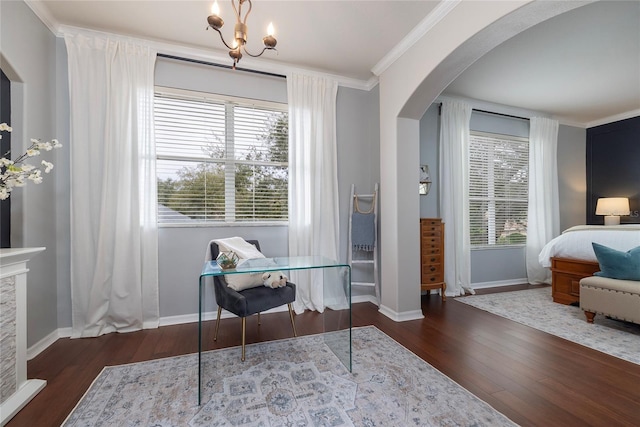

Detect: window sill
471,244,525,251
159,222,288,228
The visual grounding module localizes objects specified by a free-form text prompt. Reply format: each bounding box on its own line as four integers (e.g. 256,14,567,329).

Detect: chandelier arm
210,27,236,51
242,0,253,25
243,46,276,58
231,0,240,20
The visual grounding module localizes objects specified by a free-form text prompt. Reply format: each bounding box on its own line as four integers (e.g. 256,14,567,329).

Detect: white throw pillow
214,237,266,291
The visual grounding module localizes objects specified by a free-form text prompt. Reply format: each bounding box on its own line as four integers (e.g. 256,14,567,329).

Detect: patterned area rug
63,326,516,426
457,287,640,365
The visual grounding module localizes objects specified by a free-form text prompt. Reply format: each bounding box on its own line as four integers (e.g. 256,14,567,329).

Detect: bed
539,225,640,304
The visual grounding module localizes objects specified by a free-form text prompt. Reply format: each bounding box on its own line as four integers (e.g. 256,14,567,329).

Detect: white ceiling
26,0,640,127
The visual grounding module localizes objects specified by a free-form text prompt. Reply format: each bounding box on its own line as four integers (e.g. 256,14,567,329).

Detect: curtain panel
287,73,346,314
526,117,560,284
65,31,159,337
439,99,473,296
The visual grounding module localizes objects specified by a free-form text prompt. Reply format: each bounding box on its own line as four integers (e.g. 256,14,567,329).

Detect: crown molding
371,0,461,77
24,0,61,36
584,109,640,129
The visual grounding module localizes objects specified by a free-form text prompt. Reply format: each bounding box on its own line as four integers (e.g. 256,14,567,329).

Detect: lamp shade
595,197,630,216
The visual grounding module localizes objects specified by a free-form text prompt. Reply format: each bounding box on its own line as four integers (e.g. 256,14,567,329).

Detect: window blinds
469,132,529,246
155,90,288,224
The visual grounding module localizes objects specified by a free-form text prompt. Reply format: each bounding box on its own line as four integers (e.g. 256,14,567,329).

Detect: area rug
63,326,515,426
457,287,640,365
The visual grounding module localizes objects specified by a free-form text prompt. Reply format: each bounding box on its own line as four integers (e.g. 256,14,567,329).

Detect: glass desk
198,256,351,405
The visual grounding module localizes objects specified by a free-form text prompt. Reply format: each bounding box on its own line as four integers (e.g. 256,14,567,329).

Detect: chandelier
206,0,277,69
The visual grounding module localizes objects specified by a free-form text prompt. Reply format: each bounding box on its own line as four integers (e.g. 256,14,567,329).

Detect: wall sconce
419,165,431,195
595,197,630,225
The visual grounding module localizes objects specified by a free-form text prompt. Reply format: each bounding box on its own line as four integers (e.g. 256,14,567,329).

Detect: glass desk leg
322,265,352,372
198,276,203,405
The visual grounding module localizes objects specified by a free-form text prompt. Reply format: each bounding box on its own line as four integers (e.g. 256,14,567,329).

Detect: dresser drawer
421,272,444,284
421,262,442,275
421,246,441,256
422,254,442,265
421,219,441,227
421,236,441,246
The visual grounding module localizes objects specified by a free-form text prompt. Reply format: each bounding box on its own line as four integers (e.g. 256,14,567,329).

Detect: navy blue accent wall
586,116,640,224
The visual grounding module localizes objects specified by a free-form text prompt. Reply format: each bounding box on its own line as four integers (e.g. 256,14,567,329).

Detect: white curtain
439,99,474,296
287,73,345,314
65,31,159,337
526,117,560,284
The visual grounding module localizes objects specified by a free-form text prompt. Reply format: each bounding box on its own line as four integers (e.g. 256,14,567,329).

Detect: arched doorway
376,0,592,320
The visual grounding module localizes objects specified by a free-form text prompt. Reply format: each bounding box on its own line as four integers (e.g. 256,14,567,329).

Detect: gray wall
558,125,587,229
419,100,587,286
1,0,63,346
336,86,380,299
419,104,439,218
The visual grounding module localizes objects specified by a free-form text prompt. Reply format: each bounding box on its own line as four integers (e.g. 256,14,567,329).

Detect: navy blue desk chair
210,240,297,361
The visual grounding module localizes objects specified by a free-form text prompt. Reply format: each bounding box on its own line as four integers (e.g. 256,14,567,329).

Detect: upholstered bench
579,276,640,325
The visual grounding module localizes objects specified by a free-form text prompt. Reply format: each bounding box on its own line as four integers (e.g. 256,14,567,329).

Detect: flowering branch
0,123,62,200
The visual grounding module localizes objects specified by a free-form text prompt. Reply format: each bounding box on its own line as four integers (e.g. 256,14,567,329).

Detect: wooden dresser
550,257,600,305
420,218,446,300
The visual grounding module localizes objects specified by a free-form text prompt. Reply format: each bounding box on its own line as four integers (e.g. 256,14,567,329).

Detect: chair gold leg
257,312,261,325
214,306,222,341
241,317,246,362
288,303,297,337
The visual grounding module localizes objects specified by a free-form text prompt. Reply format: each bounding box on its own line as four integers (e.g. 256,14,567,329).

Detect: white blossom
7,176,25,187
37,142,54,151
28,170,43,184
42,160,54,173
0,123,60,199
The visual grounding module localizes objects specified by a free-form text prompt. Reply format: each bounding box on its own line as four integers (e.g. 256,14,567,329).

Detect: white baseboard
378,305,424,322
351,294,379,306
27,299,389,358
158,305,291,327
471,278,529,290
27,327,72,360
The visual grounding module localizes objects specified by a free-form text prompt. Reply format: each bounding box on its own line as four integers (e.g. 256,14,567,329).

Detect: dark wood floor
8,285,640,426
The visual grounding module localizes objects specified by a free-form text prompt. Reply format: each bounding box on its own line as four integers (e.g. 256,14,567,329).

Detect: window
155,87,288,224
469,132,528,247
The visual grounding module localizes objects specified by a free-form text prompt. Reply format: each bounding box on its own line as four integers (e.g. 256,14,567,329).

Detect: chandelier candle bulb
208,1,223,29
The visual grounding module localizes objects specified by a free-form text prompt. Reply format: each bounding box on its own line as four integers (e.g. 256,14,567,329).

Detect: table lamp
595,197,630,225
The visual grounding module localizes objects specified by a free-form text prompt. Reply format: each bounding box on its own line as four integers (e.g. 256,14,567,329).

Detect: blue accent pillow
592,242,640,281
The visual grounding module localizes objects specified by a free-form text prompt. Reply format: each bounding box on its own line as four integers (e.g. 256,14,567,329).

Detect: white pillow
214,237,265,291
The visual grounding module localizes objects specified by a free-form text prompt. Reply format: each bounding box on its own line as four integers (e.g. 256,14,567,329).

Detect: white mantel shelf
0,247,46,426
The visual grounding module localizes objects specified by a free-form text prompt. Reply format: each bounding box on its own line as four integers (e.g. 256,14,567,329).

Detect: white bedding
538,225,640,267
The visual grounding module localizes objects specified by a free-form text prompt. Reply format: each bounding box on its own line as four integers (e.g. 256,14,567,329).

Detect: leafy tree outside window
155,88,288,224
